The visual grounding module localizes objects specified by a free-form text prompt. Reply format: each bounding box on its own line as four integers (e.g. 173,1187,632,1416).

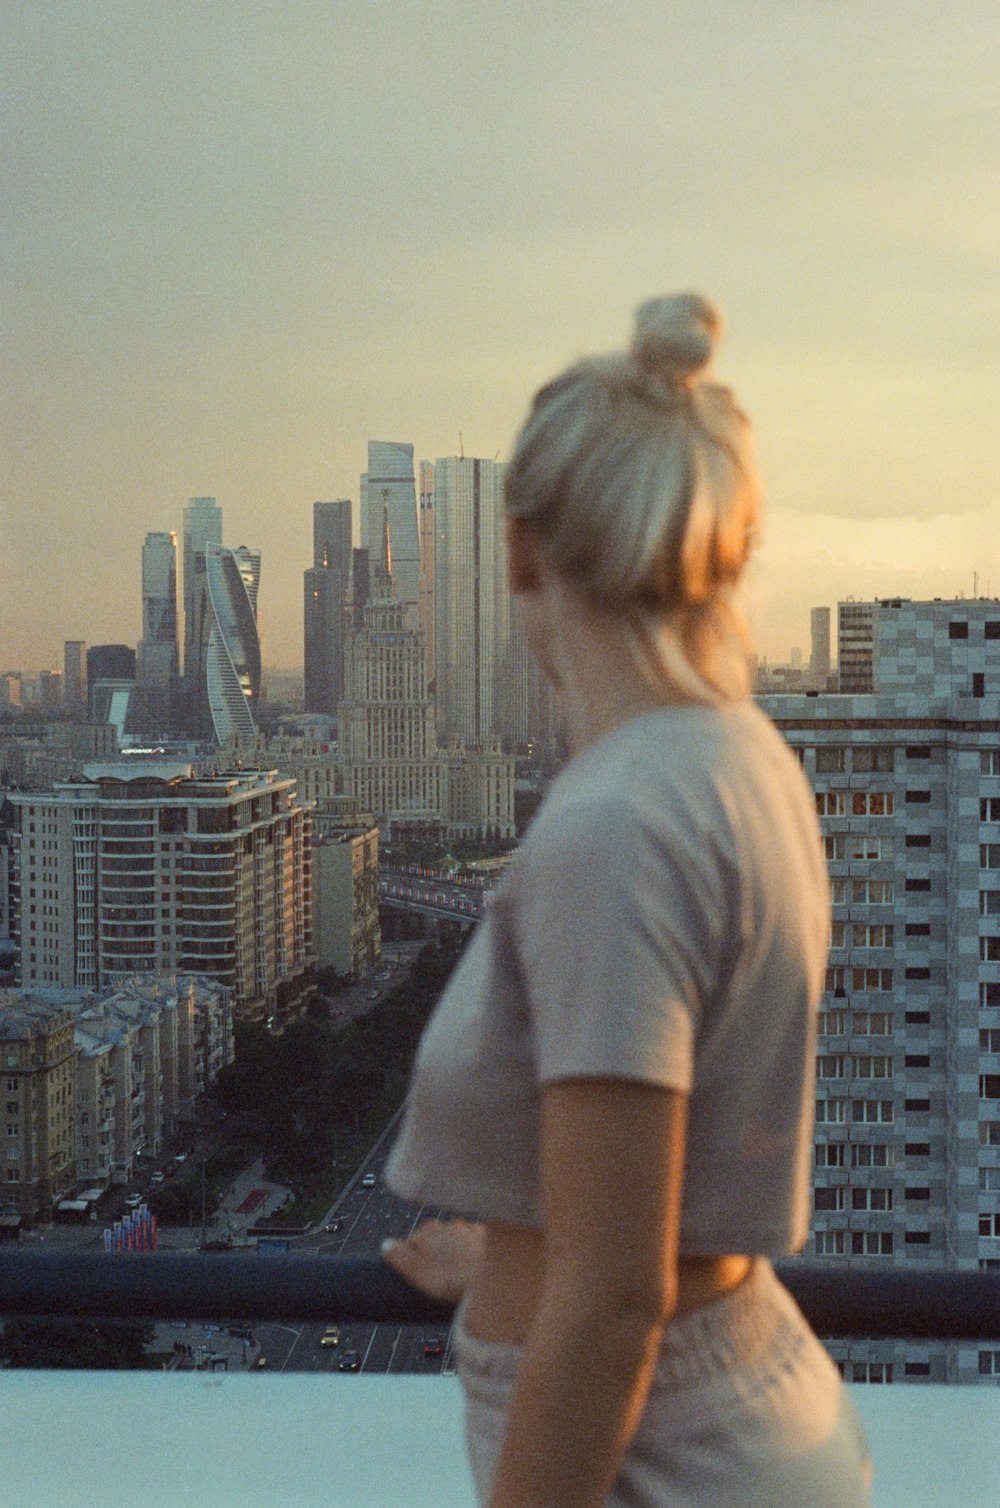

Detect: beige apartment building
1,995,76,1225
312,821,381,979
10,762,313,1028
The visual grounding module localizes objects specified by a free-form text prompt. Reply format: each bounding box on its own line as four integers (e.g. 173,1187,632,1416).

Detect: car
253,1355,268,1369
320,1326,341,1348
337,1349,361,1371
150,1171,166,1186
422,1337,444,1357
124,1194,142,1211
361,1173,377,1189
324,1218,343,1234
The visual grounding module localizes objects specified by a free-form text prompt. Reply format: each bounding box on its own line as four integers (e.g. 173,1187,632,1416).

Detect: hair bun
631,293,723,385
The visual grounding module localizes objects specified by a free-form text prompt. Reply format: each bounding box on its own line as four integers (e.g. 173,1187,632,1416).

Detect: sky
3,0,999,673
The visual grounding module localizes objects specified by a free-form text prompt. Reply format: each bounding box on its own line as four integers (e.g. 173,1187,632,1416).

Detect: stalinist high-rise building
338,520,447,830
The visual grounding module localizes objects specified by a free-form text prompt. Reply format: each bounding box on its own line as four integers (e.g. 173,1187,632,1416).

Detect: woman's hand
381,1217,485,1305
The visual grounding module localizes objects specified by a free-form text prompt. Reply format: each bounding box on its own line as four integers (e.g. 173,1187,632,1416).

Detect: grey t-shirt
385,702,828,1255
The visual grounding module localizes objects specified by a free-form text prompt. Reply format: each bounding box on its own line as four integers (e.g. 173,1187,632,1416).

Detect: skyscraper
138,530,179,731
361,443,420,619
203,543,262,745
303,500,352,715
418,461,435,680
182,496,222,732
63,641,86,713
810,606,831,688
432,456,508,747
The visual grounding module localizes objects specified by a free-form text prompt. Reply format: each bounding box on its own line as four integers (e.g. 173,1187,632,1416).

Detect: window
982,845,1000,870
979,1351,1000,1376
981,751,1000,775
982,798,1000,823
905,1098,931,1113
981,937,1000,962
905,1187,931,1202
948,620,969,640
852,878,893,905
852,1232,894,1256
814,1186,846,1211
986,624,1000,642
979,1214,1000,1238
973,673,985,698
980,1075,1000,1100
852,1186,892,1211
852,967,893,992
817,1054,847,1080
830,878,848,905
851,1362,893,1383
815,1142,847,1167
905,1231,931,1246
982,984,1000,1008
814,1230,846,1255
818,1009,847,1036
905,967,931,981
815,748,846,773
905,834,931,849
815,1099,849,1124
853,924,893,948
904,1055,931,1071
852,1144,894,1168
907,746,932,760
853,1055,893,1080
853,747,894,773
904,1362,931,1377
905,1142,930,1158
851,791,893,816
905,878,931,892
906,790,932,805
816,791,848,817
905,923,931,937
830,922,846,949
980,1030,1000,1053
852,1011,892,1036
825,966,846,993
981,1122,1000,1147
981,891,1000,915
853,1099,894,1123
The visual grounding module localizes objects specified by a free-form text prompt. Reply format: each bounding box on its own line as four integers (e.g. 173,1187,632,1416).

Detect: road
255,1133,456,1377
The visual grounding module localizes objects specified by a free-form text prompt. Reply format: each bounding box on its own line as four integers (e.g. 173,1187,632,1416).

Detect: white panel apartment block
766,598,1000,1386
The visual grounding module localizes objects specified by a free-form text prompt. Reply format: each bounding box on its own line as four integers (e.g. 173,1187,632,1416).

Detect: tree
1,1318,155,1370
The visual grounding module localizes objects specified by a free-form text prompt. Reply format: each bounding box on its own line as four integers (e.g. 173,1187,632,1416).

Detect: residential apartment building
765,597,1000,1385
312,822,381,979
1,996,76,1224
10,763,312,1028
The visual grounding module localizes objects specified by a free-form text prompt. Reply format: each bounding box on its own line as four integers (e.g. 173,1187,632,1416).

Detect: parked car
124,1194,142,1211
422,1337,444,1358
150,1171,165,1186
361,1173,377,1189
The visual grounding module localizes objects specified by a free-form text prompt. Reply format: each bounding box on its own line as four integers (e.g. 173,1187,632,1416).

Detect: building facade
138,530,180,733
1,996,76,1224
10,764,312,1027
303,500,352,716
312,822,381,979
766,597,1000,1386
361,442,420,619
432,457,509,748
203,543,262,744
182,496,223,728
63,641,87,712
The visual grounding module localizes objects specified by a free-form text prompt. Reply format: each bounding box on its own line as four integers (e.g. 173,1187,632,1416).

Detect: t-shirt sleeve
514,797,730,1092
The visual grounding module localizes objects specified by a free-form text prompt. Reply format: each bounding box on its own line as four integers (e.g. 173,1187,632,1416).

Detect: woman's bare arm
487,1078,687,1508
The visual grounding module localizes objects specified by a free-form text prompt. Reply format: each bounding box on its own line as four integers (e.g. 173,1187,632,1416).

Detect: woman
382,293,872,1507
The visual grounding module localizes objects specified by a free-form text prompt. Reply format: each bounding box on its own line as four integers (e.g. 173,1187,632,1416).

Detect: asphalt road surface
255,1137,456,1377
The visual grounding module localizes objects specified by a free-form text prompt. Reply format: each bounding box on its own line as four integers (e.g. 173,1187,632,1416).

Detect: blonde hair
504,293,762,701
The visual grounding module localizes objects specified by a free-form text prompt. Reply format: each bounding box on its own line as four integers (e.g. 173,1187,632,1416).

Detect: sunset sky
4,1,999,674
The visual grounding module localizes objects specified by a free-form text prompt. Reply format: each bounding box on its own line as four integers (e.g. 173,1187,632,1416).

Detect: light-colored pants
453,1259,873,1507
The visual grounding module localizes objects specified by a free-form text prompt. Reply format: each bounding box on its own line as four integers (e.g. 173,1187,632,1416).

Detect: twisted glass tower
204,543,261,744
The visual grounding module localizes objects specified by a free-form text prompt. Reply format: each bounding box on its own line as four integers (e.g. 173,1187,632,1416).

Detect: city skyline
4,3,999,671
